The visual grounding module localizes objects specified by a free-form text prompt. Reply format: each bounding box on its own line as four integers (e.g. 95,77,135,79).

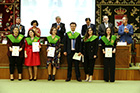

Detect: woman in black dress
82,27,98,82
101,27,117,82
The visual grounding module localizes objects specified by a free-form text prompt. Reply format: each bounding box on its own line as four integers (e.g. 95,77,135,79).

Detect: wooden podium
0,44,131,68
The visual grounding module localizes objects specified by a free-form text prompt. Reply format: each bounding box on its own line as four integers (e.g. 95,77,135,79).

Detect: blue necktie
72,32,75,49
57,24,60,36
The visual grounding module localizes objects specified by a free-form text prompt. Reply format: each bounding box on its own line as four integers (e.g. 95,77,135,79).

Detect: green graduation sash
101,35,117,45
47,35,60,44
7,34,24,43
26,36,40,45
67,31,80,39
83,35,98,42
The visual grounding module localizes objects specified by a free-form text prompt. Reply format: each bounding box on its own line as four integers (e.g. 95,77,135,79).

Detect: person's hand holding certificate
105,48,112,58
32,42,40,52
47,47,55,57
73,53,82,61
12,46,20,56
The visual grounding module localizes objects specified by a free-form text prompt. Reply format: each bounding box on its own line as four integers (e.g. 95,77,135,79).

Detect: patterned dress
46,36,61,69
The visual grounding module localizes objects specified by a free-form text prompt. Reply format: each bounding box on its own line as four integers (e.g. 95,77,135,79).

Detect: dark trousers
67,51,80,79
103,56,115,82
84,56,95,75
9,57,23,74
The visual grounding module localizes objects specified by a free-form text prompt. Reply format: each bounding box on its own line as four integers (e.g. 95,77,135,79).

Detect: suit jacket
10,24,25,35
118,24,133,44
64,32,82,55
82,38,98,59
52,22,66,40
98,22,114,36
81,24,96,36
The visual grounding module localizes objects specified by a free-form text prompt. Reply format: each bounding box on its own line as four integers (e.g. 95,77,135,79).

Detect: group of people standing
6,15,133,83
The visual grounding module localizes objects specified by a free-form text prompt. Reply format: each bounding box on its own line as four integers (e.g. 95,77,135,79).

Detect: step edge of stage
0,66,139,70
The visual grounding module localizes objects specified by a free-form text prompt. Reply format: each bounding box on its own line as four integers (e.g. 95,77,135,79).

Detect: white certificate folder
105,48,112,58
47,47,55,57
32,42,40,52
72,53,81,61
12,46,19,57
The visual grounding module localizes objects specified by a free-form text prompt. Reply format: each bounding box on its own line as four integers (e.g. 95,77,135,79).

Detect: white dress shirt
71,31,76,50
104,23,109,28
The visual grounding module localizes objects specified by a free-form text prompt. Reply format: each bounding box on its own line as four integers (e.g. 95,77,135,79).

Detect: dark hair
13,26,19,33
50,27,57,35
85,18,91,21
84,27,94,41
70,22,77,26
31,20,39,26
105,27,112,39
27,29,36,37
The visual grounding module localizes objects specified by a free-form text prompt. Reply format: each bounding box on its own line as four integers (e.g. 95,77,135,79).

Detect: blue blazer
118,24,133,44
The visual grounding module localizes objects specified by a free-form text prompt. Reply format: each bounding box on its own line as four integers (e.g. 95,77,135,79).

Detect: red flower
4,5,8,8
10,11,13,14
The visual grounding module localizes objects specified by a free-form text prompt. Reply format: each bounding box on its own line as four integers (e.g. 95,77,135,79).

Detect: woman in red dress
29,20,41,37
24,29,41,81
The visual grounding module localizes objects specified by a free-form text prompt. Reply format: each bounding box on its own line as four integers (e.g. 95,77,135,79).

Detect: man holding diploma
101,27,117,82
7,26,24,81
64,22,82,82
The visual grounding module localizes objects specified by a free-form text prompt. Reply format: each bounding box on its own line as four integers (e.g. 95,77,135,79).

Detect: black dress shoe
48,75,51,81
77,78,82,82
104,80,109,82
129,64,132,67
52,75,55,81
110,80,115,82
65,78,71,82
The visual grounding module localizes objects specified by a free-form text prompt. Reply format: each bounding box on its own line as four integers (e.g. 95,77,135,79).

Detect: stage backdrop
96,0,140,38
21,0,96,36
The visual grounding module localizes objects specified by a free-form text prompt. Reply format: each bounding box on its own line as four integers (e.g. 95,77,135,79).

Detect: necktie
72,32,75,49
57,24,60,35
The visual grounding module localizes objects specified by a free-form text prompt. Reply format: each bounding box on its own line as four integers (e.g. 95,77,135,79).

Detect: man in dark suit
98,16,114,37
52,16,66,43
81,18,96,36
10,17,25,35
64,22,82,82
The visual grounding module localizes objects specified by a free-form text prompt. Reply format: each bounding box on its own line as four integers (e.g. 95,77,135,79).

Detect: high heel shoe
29,78,33,81
48,75,51,81
18,79,22,81
10,75,14,81
33,77,37,81
85,77,89,82
89,80,92,82
33,79,37,81
52,75,55,81
10,79,14,81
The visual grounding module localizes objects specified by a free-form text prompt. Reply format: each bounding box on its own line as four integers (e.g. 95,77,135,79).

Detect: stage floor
0,65,140,80
0,80,140,93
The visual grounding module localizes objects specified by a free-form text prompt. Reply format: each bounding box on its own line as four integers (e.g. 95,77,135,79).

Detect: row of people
9,16,133,45
6,16,133,82
7,22,116,83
